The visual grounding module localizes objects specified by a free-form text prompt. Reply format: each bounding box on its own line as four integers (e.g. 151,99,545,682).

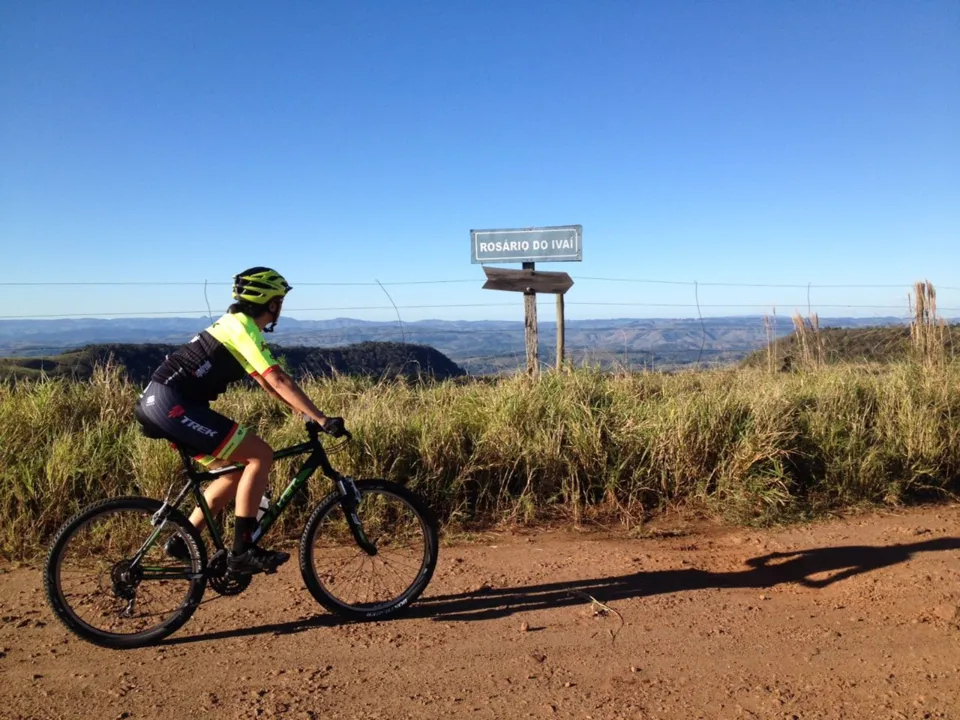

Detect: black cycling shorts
134,381,248,465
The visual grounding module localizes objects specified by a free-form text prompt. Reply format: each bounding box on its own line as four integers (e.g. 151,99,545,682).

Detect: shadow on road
415,536,960,622
164,536,960,645
162,612,342,646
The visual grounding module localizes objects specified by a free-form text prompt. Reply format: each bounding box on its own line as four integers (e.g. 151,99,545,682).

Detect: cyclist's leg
223,433,289,573
224,432,273,518
186,427,278,558
186,459,242,531
135,383,251,538
165,462,242,560
136,385,284,572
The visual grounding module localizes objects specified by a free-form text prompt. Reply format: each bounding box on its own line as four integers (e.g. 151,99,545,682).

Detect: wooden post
556,293,565,371
479,264,573,376
522,261,539,376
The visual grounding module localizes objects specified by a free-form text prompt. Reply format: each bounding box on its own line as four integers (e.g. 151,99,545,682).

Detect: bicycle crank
207,549,252,596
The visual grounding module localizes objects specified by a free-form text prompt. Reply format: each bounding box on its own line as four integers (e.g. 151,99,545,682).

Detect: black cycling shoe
227,546,291,575
164,535,191,561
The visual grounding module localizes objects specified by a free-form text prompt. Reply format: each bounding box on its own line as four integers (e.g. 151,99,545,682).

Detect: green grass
2,362,959,560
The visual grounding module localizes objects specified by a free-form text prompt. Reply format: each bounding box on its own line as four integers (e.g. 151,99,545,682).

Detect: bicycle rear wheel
45,496,207,649
299,479,438,620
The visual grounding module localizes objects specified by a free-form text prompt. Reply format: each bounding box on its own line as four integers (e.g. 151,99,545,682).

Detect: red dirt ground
2,504,959,719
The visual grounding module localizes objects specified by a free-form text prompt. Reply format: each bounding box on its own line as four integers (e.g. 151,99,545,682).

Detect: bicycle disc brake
207,549,252,596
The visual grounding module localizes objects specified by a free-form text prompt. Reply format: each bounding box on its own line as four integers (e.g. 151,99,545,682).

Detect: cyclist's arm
217,314,335,429
261,369,332,427
252,372,284,402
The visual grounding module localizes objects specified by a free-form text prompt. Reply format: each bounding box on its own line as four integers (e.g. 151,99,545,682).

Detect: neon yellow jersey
207,312,279,376
150,312,280,401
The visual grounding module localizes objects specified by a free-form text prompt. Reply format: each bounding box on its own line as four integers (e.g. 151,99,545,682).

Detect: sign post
522,262,538,374
471,225,581,375
556,293,565,371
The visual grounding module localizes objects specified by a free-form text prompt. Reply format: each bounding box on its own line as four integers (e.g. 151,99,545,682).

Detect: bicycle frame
131,427,373,574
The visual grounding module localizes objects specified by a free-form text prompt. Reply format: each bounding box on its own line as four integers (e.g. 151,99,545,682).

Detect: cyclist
134,267,345,574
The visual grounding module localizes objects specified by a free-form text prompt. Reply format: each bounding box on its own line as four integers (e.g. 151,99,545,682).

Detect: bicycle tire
299,479,438,620
44,496,207,649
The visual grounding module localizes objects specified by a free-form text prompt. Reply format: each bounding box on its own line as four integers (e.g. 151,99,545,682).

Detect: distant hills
0,342,465,383
0,315,918,374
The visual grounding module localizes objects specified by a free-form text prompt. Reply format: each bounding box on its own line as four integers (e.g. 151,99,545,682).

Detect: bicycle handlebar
305,418,352,442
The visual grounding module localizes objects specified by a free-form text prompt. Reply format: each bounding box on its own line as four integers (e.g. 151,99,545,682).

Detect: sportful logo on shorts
145,395,156,406
168,405,186,419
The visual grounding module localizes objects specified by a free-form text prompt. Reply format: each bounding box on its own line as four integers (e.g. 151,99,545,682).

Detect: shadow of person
162,536,960,644
412,536,960,622
741,536,960,589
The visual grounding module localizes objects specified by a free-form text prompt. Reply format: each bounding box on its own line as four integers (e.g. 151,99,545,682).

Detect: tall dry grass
910,281,948,368
791,312,824,370
2,362,960,560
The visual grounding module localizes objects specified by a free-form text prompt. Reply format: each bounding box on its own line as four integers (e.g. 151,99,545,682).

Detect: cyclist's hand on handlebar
303,415,351,440
321,416,350,439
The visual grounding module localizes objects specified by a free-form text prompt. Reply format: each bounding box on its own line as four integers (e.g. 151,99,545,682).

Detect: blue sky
2,1,958,322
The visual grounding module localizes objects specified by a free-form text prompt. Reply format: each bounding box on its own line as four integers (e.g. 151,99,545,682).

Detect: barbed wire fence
1,276,957,373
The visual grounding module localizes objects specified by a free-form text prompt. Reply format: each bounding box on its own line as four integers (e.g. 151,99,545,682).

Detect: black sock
233,516,258,554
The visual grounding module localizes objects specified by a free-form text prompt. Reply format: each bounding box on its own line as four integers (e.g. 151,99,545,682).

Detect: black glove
323,416,347,438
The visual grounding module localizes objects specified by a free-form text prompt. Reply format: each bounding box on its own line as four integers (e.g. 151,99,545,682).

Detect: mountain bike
44,421,438,649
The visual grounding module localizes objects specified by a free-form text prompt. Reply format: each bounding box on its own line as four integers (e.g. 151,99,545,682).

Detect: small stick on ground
567,590,625,643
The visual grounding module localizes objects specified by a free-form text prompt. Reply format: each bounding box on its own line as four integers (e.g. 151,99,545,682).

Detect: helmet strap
263,299,281,332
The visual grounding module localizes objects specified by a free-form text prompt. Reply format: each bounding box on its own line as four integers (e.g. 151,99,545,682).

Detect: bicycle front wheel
299,479,438,620
44,496,207,649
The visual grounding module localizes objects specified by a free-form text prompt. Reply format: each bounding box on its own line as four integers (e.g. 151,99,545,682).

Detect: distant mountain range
0,342,465,383
0,315,916,374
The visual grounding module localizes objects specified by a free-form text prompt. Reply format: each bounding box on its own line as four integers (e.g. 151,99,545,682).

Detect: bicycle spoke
376,551,422,574
332,554,371,599
308,487,429,611
52,503,202,639
370,556,389,598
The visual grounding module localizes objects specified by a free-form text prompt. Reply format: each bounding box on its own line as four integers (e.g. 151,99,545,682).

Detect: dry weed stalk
764,315,774,373
567,590,625,643
792,311,824,369
909,280,946,368
763,309,780,373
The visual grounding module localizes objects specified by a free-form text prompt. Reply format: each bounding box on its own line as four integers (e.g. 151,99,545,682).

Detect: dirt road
2,505,959,719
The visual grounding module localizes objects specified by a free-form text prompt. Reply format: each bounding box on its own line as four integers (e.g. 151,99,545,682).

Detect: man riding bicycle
134,267,344,575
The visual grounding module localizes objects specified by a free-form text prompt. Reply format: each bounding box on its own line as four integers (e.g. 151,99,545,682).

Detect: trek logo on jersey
168,405,186,419
178,416,219,438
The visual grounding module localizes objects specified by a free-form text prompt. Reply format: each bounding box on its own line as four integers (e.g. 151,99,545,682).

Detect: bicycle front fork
336,476,377,556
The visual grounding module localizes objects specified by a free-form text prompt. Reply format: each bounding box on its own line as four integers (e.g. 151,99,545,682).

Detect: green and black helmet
232,267,292,305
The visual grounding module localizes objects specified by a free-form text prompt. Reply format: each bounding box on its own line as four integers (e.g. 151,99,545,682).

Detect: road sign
481,267,574,295
470,225,582,264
